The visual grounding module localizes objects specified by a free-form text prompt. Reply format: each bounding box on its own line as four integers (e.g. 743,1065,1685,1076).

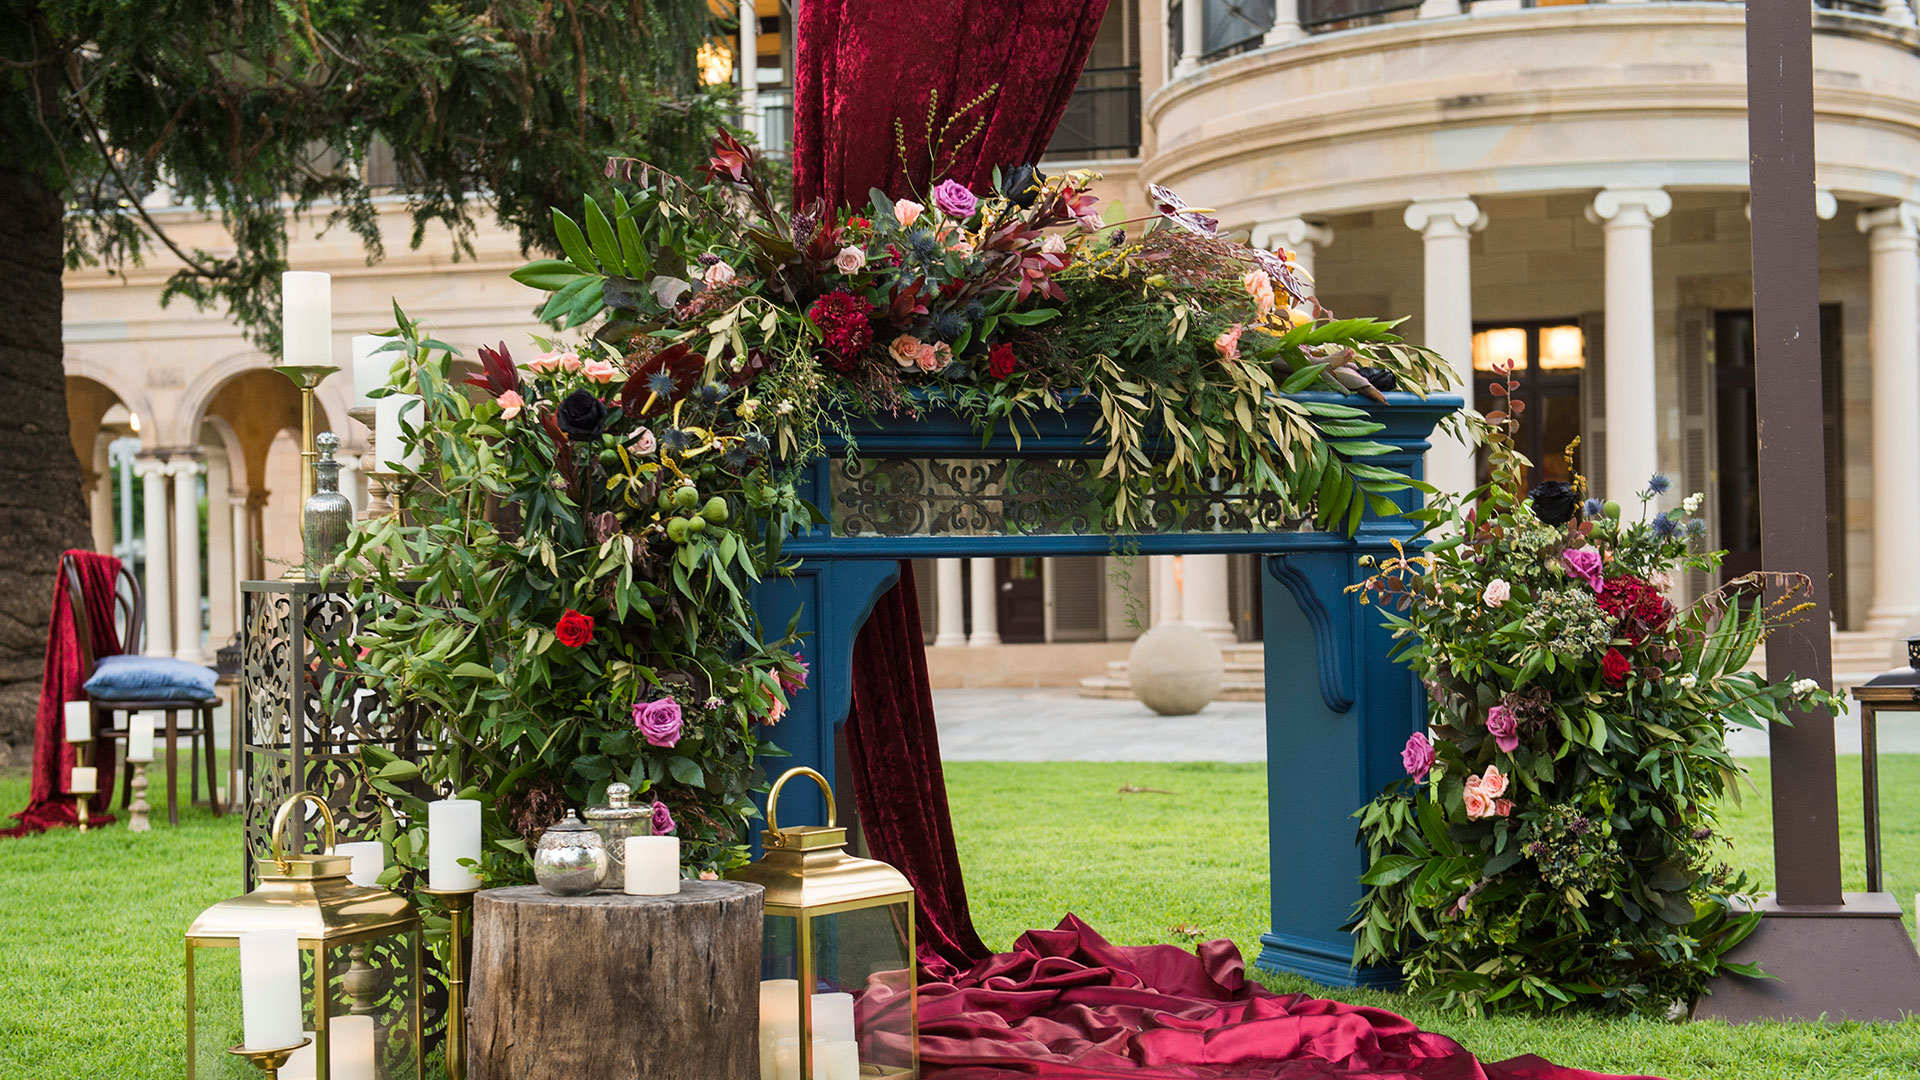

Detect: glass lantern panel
188,936,420,1080
758,914,805,1080
806,903,915,1079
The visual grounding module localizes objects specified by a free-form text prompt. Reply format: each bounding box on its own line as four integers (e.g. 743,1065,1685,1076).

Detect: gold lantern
187,793,422,1079
731,767,919,1080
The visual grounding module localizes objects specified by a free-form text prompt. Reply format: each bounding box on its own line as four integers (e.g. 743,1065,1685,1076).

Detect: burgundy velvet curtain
4,551,123,837
792,0,1111,209
844,561,992,974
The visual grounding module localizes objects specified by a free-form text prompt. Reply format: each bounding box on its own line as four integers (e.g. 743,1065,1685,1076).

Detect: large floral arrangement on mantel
325,123,1456,886
1347,362,1844,1016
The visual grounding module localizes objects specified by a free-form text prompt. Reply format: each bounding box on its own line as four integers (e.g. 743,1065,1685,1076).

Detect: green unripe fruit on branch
672,484,701,511
1603,501,1621,520
687,516,708,535
701,496,729,524
666,517,690,543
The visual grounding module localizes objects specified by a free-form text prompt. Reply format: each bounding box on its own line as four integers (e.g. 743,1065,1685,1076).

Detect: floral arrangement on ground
1347,361,1845,1015
322,117,1459,890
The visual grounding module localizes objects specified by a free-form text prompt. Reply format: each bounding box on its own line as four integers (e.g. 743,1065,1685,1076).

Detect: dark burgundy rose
555,389,608,437
1528,481,1580,526
1601,647,1633,687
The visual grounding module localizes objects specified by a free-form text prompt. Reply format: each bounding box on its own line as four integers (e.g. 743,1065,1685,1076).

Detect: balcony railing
1300,0,1420,34
1047,66,1143,159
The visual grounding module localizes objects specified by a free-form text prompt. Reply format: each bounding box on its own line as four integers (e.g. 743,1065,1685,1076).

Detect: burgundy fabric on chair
844,560,993,975
4,550,124,837
792,0,1111,209
856,915,1661,1080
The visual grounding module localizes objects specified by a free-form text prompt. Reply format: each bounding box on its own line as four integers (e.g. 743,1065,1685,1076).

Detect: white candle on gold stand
350,335,390,410
374,393,424,472
428,798,482,890
623,835,679,895
68,766,97,795
811,992,856,1045
282,271,333,368
238,929,304,1051
126,710,155,763
63,700,90,743
335,840,385,888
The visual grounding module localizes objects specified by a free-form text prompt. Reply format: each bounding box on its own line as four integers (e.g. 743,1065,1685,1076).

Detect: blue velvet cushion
83,654,218,702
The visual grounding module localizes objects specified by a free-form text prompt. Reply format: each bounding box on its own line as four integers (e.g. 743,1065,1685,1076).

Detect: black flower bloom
1001,163,1047,209
1528,481,1580,526
1355,366,1398,392
555,389,609,438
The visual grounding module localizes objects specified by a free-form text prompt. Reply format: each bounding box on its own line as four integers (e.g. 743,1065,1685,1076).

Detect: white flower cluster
1679,673,1698,690
1791,677,1822,697
1683,492,1705,514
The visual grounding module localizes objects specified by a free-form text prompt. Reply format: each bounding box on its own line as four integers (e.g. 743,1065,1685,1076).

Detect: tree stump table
469,881,765,1080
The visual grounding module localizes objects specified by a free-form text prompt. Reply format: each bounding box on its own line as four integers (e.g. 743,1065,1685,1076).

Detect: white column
967,557,1000,646
1859,202,1920,635
88,436,113,555
1175,0,1203,76
1403,198,1485,496
1150,556,1180,626
117,441,135,561
169,455,205,661
134,456,173,658
1180,555,1236,642
205,450,237,649
1417,0,1462,18
1883,0,1917,28
738,0,760,136
1264,0,1303,45
1251,217,1333,285
933,559,968,647
1588,187,1671,503
231,489,255,611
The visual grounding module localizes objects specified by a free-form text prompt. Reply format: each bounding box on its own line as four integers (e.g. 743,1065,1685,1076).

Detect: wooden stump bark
469,881,765,1080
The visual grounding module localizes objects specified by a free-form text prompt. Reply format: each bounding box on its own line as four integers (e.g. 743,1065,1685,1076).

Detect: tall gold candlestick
227,1037,311,1079
420,886,478,1080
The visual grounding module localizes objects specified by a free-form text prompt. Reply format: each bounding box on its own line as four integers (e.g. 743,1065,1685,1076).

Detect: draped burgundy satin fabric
792,0,1111,209
857,915,1661,1080
4,551,123,837
844,560,993,973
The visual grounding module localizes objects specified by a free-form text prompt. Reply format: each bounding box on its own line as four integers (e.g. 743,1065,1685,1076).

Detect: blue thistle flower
647,371,676,397
1651,513,1680,539
1582,498,1605,519
743,432,770,457
906,228,941,261
722,445,752,471
1647,473,1672,495
659,428,691,453
963,300,986,322
931,311,967,342
695,382,729,406
1686,518,1708,538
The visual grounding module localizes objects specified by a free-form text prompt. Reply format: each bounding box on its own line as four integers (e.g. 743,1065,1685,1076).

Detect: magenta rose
1562,546,1605,593
1485,705,1520,753
633,697,683,748
779,653,809,694
1401,732,1435,781
932,179,979,219
651,800,676,836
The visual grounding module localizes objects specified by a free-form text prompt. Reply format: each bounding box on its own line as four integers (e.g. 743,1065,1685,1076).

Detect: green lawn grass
1,757,1916,1079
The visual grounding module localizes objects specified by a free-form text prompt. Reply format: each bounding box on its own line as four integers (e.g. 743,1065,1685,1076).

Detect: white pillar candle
282,271,333,369
335,841,386,888
771,1036,802,1080
68,766,97,795
329,1014,377,1080
428,798,483,891
350,335,391,411
759,978,800,1080
623,835,680,895
281,1030,318,1080
64,700,91,743
238,929,304,1052
817,1039,860,1080
811,992,857,1045
126,711,155,764
374,393,424,472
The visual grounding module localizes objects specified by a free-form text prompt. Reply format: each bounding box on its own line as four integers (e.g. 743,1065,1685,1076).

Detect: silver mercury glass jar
302,430,354,575
583,782,652,888
532,810,608,896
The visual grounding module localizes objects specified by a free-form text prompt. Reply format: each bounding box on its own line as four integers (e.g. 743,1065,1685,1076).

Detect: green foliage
1348,384,1845,1016
4,0,725,350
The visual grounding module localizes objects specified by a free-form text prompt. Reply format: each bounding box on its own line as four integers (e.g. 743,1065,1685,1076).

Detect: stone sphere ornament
533,810,608,896
1128,623,1225,716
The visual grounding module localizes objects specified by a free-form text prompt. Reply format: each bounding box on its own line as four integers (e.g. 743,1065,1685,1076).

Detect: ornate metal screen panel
828,455,1307,537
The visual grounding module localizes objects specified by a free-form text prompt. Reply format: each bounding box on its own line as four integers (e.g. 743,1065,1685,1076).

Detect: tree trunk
0,165,89,754
469,881,765,1080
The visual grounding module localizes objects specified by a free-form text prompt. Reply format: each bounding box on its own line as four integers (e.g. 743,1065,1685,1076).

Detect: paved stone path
930,689,1920,762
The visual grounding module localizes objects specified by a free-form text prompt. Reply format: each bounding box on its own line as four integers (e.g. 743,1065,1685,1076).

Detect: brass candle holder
419,886,478,1080
227,1036,312,1079
273,363,340,580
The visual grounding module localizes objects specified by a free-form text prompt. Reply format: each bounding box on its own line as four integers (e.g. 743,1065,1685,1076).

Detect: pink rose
1401,732,1435,781
1476,764,1509,799
889,334,930,370
893,199,924,228
948,240,976,257
1243,268,1276,316
1495,799,1514,818
627,428,657,455
495,390,524,421
1485,705,1519,753
559,352,583,373
581,358,620,383
1482,578,1510,607
933,179,979,219
834,245,866,274
1463,787,1493,820
698,869,719,880
1215,323,1245,360
1041,233,1068,256
651,800,676,836
702,261,737,288
530,349,578,375
1562,546,1605,592
633,697,683,748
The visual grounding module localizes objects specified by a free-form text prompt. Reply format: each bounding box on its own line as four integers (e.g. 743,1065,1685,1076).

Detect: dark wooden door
996,557,1046,643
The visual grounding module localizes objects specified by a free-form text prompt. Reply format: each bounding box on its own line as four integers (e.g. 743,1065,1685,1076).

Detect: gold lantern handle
766,766,836,833
269,791,341,874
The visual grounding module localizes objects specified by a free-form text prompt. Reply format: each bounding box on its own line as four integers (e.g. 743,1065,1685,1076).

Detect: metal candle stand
227,1037,312,1079
417,887,478,1080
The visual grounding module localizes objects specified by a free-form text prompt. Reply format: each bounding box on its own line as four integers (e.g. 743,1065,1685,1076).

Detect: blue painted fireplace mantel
749,390,1461,987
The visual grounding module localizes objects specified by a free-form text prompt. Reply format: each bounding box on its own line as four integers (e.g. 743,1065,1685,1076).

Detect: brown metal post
1745,0,1843,907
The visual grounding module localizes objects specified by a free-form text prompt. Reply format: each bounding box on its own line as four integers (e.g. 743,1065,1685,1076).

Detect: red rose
1601,647,1633,687
988,342,1019,380
555,609,595,648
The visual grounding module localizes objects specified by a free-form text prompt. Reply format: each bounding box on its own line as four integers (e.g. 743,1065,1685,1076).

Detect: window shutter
1579,311,1606,498
1677,307,1716,605
1045,557,1106,642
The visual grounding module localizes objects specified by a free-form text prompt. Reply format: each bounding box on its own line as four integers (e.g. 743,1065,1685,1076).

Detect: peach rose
1463,787,1493,820
530,349,577,374
918,342,952,373
1243,268,1276,316
703,261,737,288
581,358,621,383
834,245,867,274
1495,799,1514,818
889,334,930,369
559,351,583,373
894,199,924,228
1041,233,1068,256
1476,764,1509,799
495,390,524,421
1482,578,1511,607
1214,323,1245,360
948,240,976,258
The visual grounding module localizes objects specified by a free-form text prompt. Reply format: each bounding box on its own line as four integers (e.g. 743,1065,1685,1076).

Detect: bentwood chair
65,559,223,826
